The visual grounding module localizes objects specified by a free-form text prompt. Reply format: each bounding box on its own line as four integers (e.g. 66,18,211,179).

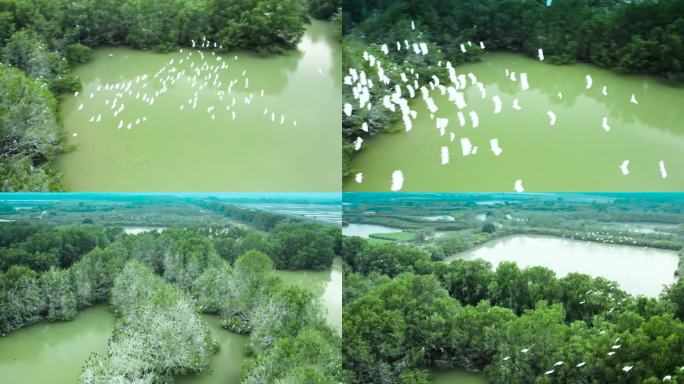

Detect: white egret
630,94,639,104
514,180,524,193
503,356,511,361
602,117,610,132
355,173,363,183
343,103,353,117
362,122,369,132
72,133,78,137
493,95,502,114
576,362,586,368
659,160,668,178
520,73,529,90
623,366,633,372
602,86,608,96
354,137,363,151
620,160,630,176
547,110,557,126
608,352,616,356
460,138,473,156
512,99,521,111
538,48,544,61
440,146,449,165
545,370,554,375
390,170,404,191
469,111,479,128
490,139,503,156
585,75,593,89
663,375,672,381
78,103,83,110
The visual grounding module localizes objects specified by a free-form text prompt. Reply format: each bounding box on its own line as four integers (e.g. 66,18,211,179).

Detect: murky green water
274,257,343,334
0,305,114,384
431,369,488,384
345,52,684,192
176,315,248,384
342,223,402,238
444,235,679,297
57,20,341,191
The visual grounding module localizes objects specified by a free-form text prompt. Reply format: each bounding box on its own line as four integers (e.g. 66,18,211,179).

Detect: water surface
274,257,343,333
346,53,684,191
57,20,340,191
342,223,402,238
0,305,114,384
445,235,678,296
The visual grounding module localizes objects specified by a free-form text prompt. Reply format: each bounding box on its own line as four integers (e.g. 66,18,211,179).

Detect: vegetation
341,0,684,179
343,236,684,383
0,202,341,381
0,0,338,191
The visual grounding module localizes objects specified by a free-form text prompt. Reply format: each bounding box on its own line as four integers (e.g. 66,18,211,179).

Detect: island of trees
341,0,684,180
0,203,342,382
0,0,341,191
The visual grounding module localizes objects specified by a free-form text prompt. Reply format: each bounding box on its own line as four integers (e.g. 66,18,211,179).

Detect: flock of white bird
72,36,304,139
345,21,669,192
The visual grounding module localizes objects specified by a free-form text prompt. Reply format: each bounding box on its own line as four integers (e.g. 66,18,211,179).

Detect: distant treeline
1,219,342,381
0,0,340,191
342,237,684,383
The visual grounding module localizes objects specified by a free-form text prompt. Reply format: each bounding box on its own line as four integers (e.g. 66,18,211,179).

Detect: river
56,20,340,191
444,235,678,297
345,52,684,192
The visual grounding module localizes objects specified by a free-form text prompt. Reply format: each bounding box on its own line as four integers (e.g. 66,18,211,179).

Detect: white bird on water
620,160,630,175
469,111,479,128
602,117,610,132
630,94,639,104
512,99,521,111
585,75,593,89
460,138,473,156
514,180,525,193
78,103,83,110
390,170,404,191
355,173,363,183
493,95,502,114
520,73,529,90
441,146,449,165
490,139,503,156
602,86,608,96
72,133,78,137
538,48,544,61
659,160,668,178
547,110,557,126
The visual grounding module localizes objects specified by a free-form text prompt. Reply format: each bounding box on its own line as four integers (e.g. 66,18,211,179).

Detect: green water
176,315,248,384
56,20,341,191
274,257,343,334
345,52,684,192
0,305,114,384
431,369,488,384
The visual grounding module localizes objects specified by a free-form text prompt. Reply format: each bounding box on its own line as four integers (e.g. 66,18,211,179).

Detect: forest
342,237,684,384
0,0,341,192
0,204,342,382
341,0,684,180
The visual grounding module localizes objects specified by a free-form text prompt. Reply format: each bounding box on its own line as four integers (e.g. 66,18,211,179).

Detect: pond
423,215,456,222
444,235,678,297
431,368,488,384
0,305,114,384
56,20,340,191
274,257,343,334
345,52,684,192
122,226,166,234
342,223,402,238
175,315,248,384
